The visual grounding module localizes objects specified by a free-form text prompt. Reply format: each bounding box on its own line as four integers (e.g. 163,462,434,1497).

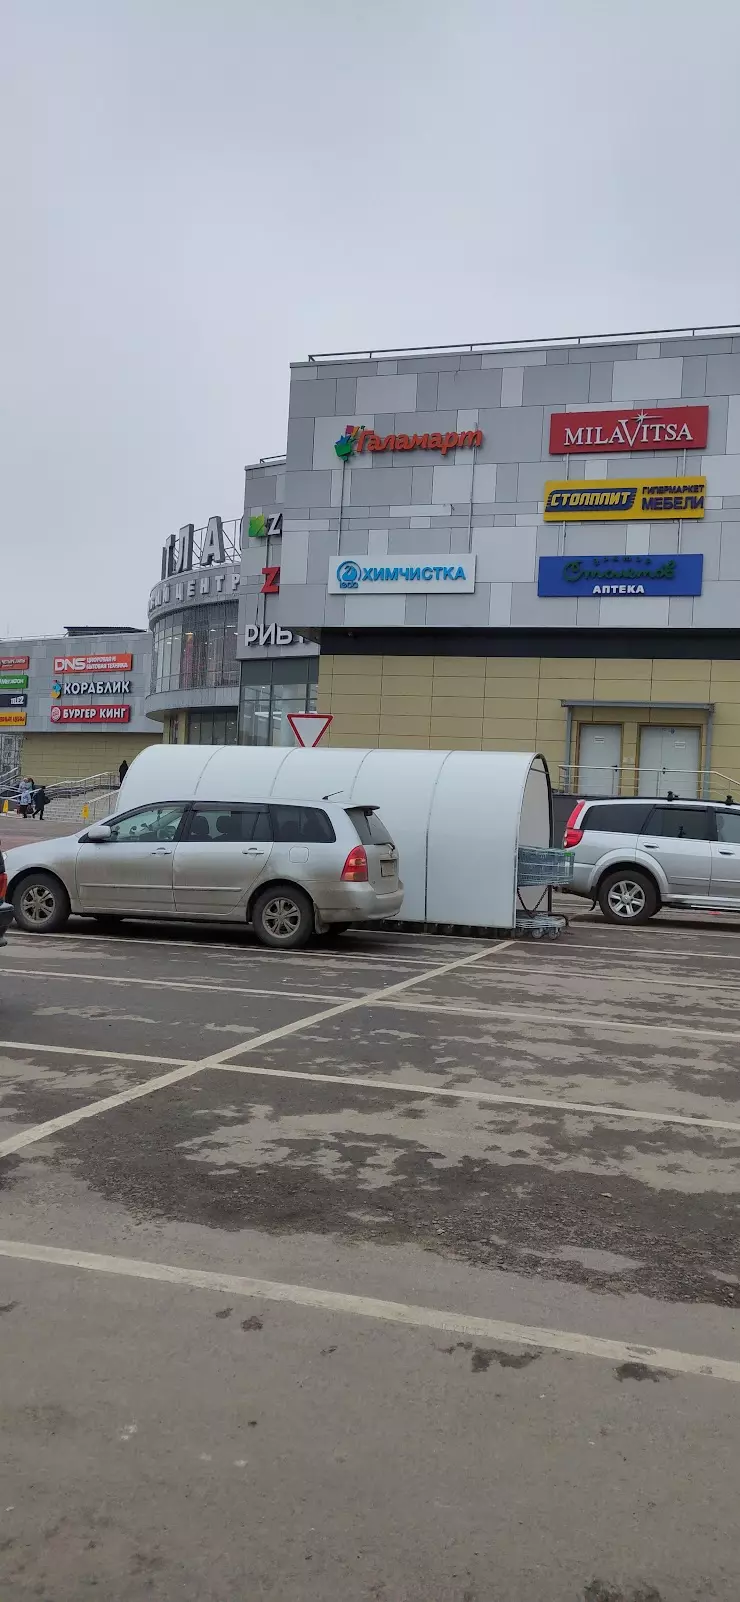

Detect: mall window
238,657,318,746
150,604,239,694
188,709,239,745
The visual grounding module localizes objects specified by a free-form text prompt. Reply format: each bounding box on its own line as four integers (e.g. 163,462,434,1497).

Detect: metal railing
307,321,740,363
558,764,740,802
45,771,120,800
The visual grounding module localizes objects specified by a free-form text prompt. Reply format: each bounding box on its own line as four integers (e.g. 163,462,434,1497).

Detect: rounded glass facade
151,603,239,694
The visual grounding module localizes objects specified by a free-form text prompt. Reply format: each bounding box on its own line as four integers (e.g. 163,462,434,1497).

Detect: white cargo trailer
117,745,554,931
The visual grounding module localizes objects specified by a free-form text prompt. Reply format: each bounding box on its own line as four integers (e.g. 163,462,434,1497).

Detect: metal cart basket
515,846,574,939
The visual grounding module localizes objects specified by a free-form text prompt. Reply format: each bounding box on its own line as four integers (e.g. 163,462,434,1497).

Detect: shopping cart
515,846,574,939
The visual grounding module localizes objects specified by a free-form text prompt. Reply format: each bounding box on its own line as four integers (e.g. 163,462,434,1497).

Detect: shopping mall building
239,324,740,799
5,324,740,800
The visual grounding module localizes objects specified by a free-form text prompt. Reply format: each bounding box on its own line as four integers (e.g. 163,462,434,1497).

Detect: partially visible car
564,795,740,923
0,845,13,946
3,796,403,948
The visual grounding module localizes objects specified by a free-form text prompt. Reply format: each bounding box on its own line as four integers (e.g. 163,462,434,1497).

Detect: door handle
150,847,172,856
242,848,266,856
719,849,735,856
645,843,660,850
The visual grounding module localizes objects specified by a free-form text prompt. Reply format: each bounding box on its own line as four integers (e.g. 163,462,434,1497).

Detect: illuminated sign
0,657,29,671
543,477,705,521
0,712,27,727
52,678,132,698
50,704,131,724
538,553,704,598
329,556,476,594
0,674,27,691
248,515,283,540
53,654,133,673
550,405,709,455
0,693,27,710
334,424,483,459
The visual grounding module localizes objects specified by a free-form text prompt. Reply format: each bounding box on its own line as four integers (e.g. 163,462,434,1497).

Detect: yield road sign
287,712,333,748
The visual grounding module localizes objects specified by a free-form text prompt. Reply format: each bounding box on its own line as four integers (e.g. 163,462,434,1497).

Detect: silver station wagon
5,797,403,948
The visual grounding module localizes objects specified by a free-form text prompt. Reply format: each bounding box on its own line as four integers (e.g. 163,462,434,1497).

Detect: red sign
261,566,280,594
53,653,133,673
549,406,709,455
0,656,29,671
287,712,333,747
50,704,131,724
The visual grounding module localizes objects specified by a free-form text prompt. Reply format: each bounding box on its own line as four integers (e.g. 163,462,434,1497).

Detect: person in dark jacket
118,759,129,787
32,784,48,821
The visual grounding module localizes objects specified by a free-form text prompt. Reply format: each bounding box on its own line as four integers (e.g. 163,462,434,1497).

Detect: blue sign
537,553,704,598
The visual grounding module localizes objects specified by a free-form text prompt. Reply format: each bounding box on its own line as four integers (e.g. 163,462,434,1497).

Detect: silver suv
5,798,403,948
564,796,740,924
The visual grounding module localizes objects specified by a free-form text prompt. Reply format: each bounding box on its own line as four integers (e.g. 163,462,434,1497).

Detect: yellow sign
543,476,706,522
81,804,89,821
0,711,27,727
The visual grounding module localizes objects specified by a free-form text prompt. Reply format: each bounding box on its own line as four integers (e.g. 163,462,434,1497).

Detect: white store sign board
328,555,476,595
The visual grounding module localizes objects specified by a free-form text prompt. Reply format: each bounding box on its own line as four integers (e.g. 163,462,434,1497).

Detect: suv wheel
598,869,658,925
251,886,314,949
13,872,71,934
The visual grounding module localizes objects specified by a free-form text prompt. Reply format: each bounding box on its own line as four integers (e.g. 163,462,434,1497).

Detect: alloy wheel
20,882,58,927
261,895,302,940
606,879,646,920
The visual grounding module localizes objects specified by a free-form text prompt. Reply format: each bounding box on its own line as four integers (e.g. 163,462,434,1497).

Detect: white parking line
0,1061,204,1156
4,967,349,1005
0,1040,191,1067
0,939,513,1156
381,999,740,1042
6,931,471,969
0,1237,737,1384
212,1060,740,1133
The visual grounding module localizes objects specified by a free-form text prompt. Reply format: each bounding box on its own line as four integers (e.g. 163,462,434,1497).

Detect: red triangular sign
287,712,333,748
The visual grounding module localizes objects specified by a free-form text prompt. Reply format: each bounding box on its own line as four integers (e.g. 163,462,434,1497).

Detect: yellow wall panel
432,657,486,677
382,656,435,675
430,716,485,738
378,715,433,736
485,657,539,678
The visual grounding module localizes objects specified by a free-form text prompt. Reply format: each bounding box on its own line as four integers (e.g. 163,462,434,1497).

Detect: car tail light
564,802,587,849
341,845,368,882
0,874,7,901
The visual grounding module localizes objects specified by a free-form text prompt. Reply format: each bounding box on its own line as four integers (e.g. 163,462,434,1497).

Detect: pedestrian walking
32,783,48,821
118,758,129,787
18,777,33,818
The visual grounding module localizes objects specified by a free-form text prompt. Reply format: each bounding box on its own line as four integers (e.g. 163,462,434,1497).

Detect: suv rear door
345,807,399,890
637,805,712,898
709,809,740,902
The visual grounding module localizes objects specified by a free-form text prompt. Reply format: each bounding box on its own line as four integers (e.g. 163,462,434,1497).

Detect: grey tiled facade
0,631,153,733
240,332,740,633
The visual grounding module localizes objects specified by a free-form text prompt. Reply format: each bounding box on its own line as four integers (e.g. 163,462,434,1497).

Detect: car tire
598,868,658,925
12,872,71,934
251,885,314,950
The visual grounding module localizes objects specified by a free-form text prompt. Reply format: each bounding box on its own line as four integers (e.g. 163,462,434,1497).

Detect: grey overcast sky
2,0,738,635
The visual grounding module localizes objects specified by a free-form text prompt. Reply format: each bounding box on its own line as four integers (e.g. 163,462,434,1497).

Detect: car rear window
347,807,394,846
270,805,336,844
581,803,654,835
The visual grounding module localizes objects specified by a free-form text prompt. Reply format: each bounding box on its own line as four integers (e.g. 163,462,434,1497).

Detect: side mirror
87,824,112,844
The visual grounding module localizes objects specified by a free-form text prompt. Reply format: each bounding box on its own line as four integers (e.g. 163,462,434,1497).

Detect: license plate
381,860,395,877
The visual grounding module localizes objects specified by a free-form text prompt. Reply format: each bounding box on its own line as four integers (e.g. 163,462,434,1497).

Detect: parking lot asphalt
2,912,740,1600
